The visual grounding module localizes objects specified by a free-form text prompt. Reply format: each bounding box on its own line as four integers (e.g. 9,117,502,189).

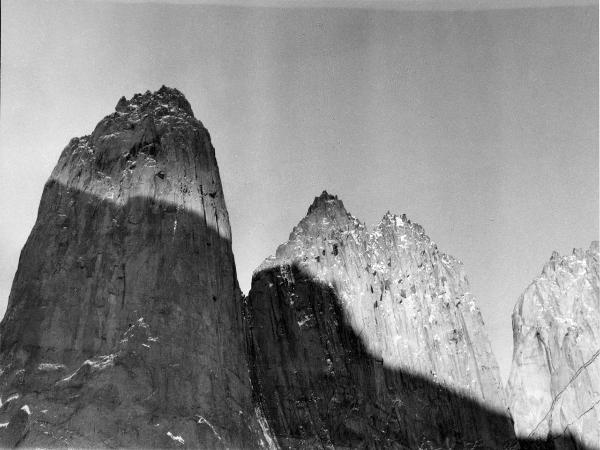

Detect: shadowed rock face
2,86,596,450
247,191,518,449
508,242,600,450
0,87,270,448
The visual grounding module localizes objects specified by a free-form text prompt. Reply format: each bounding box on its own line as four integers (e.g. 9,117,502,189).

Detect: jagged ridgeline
246,191,518,449
4,86,595,450
0,87,273,448
508,243,600,450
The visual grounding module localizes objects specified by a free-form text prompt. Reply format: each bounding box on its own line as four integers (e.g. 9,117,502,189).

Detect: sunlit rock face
0,87,269,448
247,191,517,449
508,242,600,450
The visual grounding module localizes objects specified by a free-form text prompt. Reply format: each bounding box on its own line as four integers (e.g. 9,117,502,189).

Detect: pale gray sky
1,0,597,381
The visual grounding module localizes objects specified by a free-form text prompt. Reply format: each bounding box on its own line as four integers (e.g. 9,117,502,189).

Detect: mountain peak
307,190,346,216
84,86,205,176
0,85,263,447
508,240,599,446
249,191,515,448
115,85,194,117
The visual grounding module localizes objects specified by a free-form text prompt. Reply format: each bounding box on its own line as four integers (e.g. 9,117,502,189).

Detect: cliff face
508,242,600,450
247,191,517,449
0,87,270,448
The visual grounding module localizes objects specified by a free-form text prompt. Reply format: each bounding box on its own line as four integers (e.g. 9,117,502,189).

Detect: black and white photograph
0,0,598,448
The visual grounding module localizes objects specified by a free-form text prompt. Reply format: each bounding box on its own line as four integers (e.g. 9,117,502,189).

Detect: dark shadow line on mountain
0,179,257,448
2,178,238,363
246,262,594,450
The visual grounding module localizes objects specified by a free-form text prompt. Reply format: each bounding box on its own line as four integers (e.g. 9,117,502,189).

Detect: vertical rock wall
247,191,517,449
0,87,267,448
4,87,593,450
508,242,600,450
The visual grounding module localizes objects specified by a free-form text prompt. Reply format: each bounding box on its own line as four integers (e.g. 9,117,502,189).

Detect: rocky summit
246,191,517,449
508,242,600,450
0,87,272,448
1,86,596,450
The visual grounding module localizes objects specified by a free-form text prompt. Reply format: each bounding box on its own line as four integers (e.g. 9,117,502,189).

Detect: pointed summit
508,242,599,446
248,191,516,448
307,190,346,215
0,88,265,448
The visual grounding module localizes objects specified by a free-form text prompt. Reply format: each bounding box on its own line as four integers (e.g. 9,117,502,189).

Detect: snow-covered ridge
255,191,463,278
56,86,203,171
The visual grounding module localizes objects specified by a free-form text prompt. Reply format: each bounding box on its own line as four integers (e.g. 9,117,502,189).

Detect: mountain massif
0,88,598,449
247,192,517,448
0,87,271,448
508,243,599,449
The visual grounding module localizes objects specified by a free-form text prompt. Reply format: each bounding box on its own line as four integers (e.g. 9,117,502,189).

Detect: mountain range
0,87,597,449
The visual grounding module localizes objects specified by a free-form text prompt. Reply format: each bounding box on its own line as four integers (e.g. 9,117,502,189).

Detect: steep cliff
508,242,600,450
0,87,270,448
247,191,517,449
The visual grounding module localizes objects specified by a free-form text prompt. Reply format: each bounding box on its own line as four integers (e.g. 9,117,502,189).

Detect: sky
1,0,597,381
